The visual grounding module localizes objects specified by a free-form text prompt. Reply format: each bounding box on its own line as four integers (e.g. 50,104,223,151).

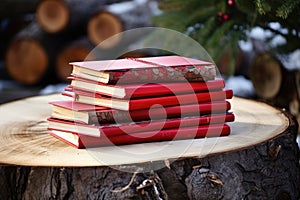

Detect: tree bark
0,0,39,19
0,115,299,199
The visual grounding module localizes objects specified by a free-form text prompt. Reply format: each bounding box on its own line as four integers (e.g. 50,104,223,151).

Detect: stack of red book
47,55,234,148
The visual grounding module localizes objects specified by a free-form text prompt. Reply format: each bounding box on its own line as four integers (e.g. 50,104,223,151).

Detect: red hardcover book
49,101,114,124
69,77,225,99
51,100,231,124
47,113,235,137
70,55,216,84
70,89,233,111
50,124,231,148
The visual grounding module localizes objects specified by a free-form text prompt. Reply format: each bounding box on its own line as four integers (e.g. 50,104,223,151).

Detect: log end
6,39,48,85
56,46,94,81
88,12,122,49
36,0,69,33
249,53,282,99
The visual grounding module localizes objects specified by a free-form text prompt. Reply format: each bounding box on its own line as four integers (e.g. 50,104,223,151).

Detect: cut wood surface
87,1,153,48
0,94,290,167
249,53,282,99
5,23,49,85
88,11,123,48
0,94,299,199
36,0,124,33
250,53,300,118
5,22,81,85
36,0,70,33
55,38,96,81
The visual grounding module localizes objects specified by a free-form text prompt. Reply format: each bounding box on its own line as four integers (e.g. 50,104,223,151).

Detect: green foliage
276,0,300,18
153,0,300,75
254,0,271,15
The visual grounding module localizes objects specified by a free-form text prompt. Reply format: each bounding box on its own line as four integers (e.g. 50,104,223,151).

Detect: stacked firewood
3,0,155,85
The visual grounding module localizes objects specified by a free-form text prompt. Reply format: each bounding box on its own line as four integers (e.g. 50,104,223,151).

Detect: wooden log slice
0,94,299,199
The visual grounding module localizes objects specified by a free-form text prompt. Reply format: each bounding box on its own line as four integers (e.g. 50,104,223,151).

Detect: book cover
50,124,231,148
47,113,234,137
49,101,114,124
70,55,216,84
72,89,233,111
69,77,225,99
52,100,231,124
48,117,101,137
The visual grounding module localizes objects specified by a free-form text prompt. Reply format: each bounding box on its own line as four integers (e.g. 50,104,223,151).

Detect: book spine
100,113,235,136
79,124,231,147
92,101,231,124
127,89,233,111
50,132,83,149
108,65,216,84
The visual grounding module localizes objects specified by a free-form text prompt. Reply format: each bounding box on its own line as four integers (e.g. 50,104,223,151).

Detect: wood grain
0,94,289,167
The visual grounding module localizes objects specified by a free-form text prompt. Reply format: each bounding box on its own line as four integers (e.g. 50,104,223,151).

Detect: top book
70,56,216,84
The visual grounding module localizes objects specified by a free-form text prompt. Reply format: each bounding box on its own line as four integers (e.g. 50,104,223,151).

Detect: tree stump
0,94,299,199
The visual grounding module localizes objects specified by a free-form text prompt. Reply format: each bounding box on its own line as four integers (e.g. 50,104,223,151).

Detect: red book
70,55,216,84
69,89,233,111
69,77,226,99
50,100,231,124
49,101,113,124
47,113,235,137
50,124,231,148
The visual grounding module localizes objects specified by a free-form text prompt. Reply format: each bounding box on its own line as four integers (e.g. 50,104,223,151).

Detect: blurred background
0,0,299,135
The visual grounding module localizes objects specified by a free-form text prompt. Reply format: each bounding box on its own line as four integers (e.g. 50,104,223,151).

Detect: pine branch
154,0,300,74
190,16,216,45
185,6,218,27
254,0,271,15
206,21,235,48
158,0,194,11
276,0,300,18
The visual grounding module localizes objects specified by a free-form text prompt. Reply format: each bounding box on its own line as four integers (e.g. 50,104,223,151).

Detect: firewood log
0,0,39,19
5,22,72,85
36,0,125,33
0,15,33,60
87,1,153,49
55,38,96,82
249,53,300,115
